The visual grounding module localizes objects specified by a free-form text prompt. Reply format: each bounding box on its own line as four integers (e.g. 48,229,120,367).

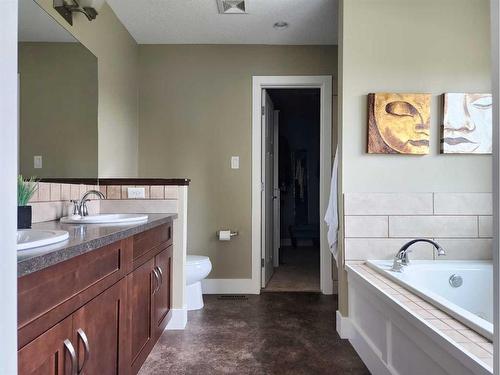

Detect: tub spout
391,239,445,272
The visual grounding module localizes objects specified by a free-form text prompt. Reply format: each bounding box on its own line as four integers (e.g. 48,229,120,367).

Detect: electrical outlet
231,156,240,169
34,155,42,169
127,187,145,199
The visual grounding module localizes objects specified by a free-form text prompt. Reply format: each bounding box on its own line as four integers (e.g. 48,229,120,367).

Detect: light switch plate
231,156,240,169
127,187,145,199
34,155,42,169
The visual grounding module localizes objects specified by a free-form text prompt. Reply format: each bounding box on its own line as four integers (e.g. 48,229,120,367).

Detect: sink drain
449,274,463,288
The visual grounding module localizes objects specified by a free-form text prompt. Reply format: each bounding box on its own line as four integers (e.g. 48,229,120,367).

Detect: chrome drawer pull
77,328,90,374
64,339,77,375
152,268,160,294
156,266,163,286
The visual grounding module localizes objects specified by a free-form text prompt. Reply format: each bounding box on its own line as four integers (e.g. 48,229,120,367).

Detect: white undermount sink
17,229,69,251
60,214,148,224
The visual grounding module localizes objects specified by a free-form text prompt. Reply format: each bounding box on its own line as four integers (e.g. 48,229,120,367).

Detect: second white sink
17,229,69,251
60,214,148,224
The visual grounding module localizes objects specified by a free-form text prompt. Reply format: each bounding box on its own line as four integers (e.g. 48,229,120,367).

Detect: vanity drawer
133,223,172,266
18,238,133,348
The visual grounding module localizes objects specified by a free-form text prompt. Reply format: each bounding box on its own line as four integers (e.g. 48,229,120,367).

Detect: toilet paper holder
217,230,239,239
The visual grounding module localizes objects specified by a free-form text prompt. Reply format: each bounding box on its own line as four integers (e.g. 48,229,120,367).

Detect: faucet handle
70,200,80,216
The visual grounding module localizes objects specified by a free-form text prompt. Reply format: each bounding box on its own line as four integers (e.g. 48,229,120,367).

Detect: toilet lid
186,255,210,265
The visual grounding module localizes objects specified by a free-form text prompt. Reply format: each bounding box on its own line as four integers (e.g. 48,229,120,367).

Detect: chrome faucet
391,239,446,272
71,189,105,216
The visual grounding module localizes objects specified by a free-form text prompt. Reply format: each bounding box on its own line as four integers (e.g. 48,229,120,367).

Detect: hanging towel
324,146,339,265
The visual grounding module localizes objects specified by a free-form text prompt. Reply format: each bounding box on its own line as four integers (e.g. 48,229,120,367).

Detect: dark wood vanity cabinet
18,222,173,375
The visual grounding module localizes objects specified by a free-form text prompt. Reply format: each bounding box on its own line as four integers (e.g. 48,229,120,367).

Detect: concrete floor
139,293,369,375
263,246,320,292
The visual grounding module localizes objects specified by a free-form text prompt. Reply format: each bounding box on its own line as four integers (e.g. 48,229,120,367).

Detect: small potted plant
18,175,38,229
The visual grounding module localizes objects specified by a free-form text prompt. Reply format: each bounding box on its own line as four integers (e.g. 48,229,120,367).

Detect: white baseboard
165,307,187,330
336,310,352,339
202,279,259,294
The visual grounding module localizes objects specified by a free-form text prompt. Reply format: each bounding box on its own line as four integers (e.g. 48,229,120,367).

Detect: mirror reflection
18,0,98,178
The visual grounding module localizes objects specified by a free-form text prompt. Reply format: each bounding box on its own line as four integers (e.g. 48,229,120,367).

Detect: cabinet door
72,278,128,375
154,246,172,335
18,315,75,375
128,258,155,374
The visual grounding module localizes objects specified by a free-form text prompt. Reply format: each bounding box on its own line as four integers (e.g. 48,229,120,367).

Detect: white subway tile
389,216,477,238
434,239,492,260
479,216,493,238
344,193,433,215
345,238,434,261
434,193,492,215
345,216,388,238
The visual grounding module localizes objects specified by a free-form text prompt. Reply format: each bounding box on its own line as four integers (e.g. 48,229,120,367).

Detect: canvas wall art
368,93,431,154
441,93,492,154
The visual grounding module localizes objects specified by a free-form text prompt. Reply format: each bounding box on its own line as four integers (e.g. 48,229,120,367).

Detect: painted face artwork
368,93,431,154
442,93,492,154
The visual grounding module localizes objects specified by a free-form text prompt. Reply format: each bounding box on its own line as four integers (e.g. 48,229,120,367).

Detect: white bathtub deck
348,263,493,371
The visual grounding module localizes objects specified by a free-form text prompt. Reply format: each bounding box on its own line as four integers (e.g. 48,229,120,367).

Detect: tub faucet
391,239,446,272
72,189,105,217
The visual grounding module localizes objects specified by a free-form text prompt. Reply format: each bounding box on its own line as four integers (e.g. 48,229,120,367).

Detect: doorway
262,89,321,292
251,76,333,295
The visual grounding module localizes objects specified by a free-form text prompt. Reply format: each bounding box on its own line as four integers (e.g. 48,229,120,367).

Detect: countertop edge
17,214,177,278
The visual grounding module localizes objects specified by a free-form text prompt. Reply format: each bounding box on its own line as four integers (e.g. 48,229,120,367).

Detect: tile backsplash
28,182,183,223
344,192,493,261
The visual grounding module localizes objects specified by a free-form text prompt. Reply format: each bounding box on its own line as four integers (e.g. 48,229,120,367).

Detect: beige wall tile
436,239,492,260
70,184,80,200
61,184,71,201
28,186,39,203
38,183,51,202
150,186,165,199
30,201,65,223
345,238,434,261
50,183,61,201
121,185,134,199
165,186,179,199
100,199,178,214
434,193,492,215
389,216,477,238
479,216,493,238
98,185,107,199
345,216,388,238
344,193,433,215
106,185,121,200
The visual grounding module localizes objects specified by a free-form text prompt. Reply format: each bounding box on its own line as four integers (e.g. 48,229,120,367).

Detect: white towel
324,146,339,265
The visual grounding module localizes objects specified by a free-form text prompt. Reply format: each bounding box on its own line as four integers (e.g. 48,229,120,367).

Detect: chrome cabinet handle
152,268,160,294
77,328,90,374
156,266,163,286
64,339,78,375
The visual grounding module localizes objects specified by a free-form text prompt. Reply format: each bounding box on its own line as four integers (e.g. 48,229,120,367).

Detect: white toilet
186,255,212,310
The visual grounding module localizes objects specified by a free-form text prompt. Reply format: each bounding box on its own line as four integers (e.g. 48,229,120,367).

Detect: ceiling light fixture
53,0,106,26
273,21,289,30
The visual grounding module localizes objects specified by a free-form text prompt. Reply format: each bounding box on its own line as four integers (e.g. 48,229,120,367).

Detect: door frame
251,75,333,295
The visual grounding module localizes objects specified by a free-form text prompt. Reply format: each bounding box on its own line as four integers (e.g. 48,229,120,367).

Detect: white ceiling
19,0,77,42
107,0,338,45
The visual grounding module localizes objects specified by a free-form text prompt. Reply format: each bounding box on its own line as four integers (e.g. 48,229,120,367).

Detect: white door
273,110,280,267
261,89,275,287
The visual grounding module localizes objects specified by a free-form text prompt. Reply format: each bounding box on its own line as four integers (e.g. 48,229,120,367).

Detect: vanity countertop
17,213,177,278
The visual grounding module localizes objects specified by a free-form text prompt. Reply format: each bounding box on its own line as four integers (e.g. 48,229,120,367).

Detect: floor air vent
217,295,248,301
217,0,247,14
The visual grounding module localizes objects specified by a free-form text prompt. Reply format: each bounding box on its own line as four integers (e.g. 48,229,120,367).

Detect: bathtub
366,260,493,340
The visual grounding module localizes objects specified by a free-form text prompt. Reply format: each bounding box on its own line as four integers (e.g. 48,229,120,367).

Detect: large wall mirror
18,0,98,178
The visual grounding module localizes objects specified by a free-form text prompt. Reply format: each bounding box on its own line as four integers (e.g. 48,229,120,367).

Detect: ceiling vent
217,0,247,14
